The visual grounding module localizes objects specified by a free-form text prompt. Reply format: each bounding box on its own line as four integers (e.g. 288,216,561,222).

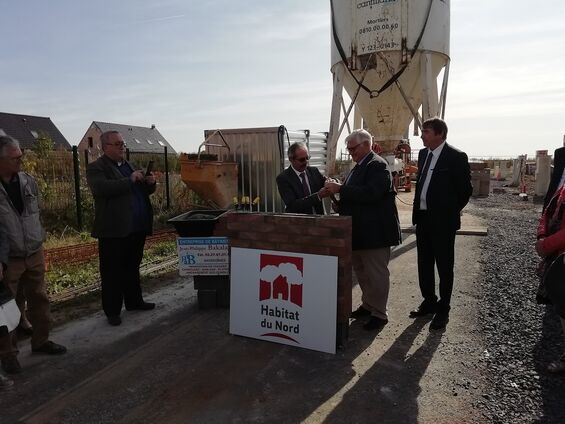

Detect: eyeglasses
347,143,362,153
293,156,310,163
105,142,126,148
0,154,23,162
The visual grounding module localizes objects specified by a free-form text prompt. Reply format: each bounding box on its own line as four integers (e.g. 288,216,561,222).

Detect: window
158,141,165,146
134,138,141,144
146,139,153,145
88,137,93,148
30,130,39,139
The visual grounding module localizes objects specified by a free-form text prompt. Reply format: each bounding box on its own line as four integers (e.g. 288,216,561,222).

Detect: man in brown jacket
87,131,157,326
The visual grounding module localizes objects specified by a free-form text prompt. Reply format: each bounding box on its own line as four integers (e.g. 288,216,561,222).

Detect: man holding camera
87,131,157,326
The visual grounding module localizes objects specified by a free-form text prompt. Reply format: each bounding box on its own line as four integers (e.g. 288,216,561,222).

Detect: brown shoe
1,356,22,374
32,340,67,355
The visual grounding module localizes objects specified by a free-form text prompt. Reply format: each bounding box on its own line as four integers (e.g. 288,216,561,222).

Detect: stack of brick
214,211,352,344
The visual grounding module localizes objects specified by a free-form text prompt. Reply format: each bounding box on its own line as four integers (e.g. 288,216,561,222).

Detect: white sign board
177,237,229,276
229,248,338,354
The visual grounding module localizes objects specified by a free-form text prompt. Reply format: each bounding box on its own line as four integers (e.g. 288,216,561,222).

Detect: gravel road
469,194,565,423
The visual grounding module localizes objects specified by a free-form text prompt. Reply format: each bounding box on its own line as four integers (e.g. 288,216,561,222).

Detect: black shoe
126,301,155,311
350,306,371,319
107,316,122,326
1,356,21,374
409,301,437,318
16,325,33,336
430,313,449,330
363,316,388,331
32,341,67,355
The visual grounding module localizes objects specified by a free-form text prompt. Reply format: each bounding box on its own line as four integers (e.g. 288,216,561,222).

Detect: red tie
300,172,310,196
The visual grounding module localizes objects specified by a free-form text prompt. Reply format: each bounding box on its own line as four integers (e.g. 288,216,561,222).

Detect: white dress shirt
419,141,446,210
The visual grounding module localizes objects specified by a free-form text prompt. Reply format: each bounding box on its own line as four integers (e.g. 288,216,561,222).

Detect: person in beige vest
0,136,66,376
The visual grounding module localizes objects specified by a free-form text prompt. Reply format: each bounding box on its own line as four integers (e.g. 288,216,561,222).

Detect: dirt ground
1,192,490,423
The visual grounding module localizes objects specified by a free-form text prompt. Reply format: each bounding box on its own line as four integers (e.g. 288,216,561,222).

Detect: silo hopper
179,131,238,209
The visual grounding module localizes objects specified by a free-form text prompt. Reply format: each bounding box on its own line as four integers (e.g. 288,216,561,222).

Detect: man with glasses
0,135,67,376
325,129,401,331
87,131,156,326
276,142,331,214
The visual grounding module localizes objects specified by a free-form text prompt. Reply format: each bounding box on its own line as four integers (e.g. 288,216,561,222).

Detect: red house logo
259,254,303,307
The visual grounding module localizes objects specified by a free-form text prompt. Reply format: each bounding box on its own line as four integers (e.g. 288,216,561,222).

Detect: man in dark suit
87,131,157,326
543,146,565,210
325,129,401,330
276,142,329,214
410,117,472,330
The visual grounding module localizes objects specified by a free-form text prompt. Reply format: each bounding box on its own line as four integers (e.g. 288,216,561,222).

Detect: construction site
1,1,565,423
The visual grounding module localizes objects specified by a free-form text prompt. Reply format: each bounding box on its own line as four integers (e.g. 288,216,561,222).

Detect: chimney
151,124,156,130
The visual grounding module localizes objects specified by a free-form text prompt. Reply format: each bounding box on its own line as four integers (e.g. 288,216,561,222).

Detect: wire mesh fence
21,148,200,234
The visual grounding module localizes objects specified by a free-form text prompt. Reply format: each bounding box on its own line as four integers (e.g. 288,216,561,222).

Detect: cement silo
327,0,450,171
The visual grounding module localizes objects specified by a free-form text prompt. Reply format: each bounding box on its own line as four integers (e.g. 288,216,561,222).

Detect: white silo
327,0,450,170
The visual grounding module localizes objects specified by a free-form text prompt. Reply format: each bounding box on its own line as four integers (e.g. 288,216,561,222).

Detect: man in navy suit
276,142,330,214
325,129,401,330
410,118,472,330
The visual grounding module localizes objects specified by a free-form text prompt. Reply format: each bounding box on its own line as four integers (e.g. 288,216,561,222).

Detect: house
78,121,177,159
0,112,71,150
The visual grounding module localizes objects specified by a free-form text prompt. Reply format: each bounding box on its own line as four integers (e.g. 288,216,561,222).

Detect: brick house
78,121,177,159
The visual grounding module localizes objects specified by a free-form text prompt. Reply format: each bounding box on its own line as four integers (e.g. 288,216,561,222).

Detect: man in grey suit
276,142,330,214
410,118,472,330
87,131,157,326
325,129,401,330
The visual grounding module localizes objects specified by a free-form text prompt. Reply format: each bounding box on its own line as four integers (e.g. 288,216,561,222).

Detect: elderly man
0,136,67,376
87,131,157,326
325,129,401,330
276,142,330,214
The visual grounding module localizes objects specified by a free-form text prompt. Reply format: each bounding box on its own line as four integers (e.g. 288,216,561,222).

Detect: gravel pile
468,193,565,423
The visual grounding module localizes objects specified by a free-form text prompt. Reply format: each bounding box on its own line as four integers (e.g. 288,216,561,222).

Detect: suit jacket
86,155,156,238
412,143,472,231
0,226,7,270
276,166,326,214
339,152,401,250
543,147,565,210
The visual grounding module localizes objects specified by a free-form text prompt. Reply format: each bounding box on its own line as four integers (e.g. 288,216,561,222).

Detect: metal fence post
164,146,170,209
72,146,83,231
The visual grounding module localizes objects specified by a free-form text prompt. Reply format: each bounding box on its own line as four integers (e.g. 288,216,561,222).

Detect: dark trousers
98,232,146,317
416,212,457,313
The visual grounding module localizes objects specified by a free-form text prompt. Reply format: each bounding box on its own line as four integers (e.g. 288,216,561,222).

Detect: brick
238,232,267,241
302,227,333,237
318,216,351,229
229,240,252,248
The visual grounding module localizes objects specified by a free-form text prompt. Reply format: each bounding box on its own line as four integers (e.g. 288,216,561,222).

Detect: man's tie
345,164,359,185
418,152,433,187
300,172,310,196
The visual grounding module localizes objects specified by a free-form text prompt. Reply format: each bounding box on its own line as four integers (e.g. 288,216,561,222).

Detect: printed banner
177,237,229,276
230,248,338,354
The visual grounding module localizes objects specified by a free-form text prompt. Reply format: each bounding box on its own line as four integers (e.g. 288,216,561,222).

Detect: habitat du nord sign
229,248,338,354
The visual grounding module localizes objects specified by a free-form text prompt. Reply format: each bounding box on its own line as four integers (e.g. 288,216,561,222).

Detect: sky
1,0,564,158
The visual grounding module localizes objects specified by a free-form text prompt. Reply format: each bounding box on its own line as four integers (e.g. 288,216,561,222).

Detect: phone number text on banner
177,237,229,276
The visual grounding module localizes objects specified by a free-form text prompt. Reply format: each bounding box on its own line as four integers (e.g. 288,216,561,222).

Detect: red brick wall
214,211,352,327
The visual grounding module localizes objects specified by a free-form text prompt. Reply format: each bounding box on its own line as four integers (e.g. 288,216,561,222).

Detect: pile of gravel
468,193,565,423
